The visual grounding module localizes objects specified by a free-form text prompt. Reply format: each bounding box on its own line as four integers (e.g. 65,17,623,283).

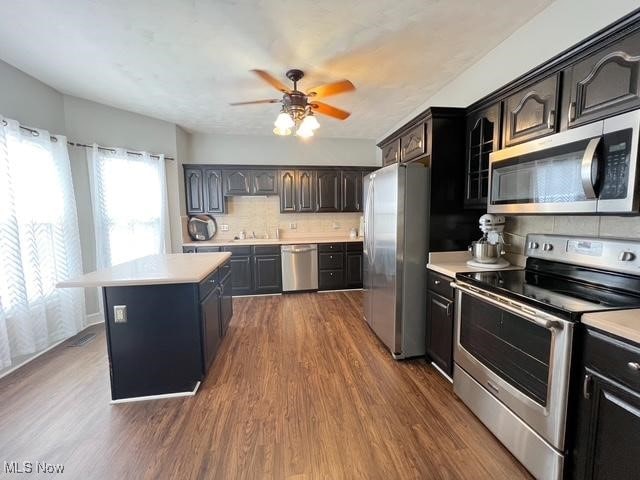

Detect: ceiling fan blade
310,101,351,120
251,69,290,93
307,80,355,99
229,99,281,106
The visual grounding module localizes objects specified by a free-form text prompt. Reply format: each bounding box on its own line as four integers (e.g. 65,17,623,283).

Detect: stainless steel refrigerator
363,162,428,359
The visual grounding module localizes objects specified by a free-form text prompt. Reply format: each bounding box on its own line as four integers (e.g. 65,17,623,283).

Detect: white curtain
0,117,85,371
88,146,169,268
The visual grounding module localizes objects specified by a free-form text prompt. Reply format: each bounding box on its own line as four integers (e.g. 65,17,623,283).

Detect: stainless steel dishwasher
281,244,318,292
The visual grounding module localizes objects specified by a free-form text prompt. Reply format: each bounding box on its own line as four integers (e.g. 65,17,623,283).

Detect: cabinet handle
547,110,555,130
446,302,452,316
434,279,441,285
583,373,592,399
628,362,640,372
568,101,576,123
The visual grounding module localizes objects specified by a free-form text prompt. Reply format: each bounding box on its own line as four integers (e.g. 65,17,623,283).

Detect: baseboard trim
110,381,201,404
431,362,453,384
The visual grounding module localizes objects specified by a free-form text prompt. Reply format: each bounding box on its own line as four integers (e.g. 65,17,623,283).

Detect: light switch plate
289,223,297,229
113,305,127,323
220,224,229,231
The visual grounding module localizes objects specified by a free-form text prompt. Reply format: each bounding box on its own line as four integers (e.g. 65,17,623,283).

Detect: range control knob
618,251,636,262
528,242,540,250
543,243,554,252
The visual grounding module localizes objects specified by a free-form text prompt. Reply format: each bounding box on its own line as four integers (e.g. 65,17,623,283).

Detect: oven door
488,120,603,214
453,282,574,450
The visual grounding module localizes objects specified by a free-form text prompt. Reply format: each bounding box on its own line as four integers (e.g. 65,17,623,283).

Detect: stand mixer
466,214,510,269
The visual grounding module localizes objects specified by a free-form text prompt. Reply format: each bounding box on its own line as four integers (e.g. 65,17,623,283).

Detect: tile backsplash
182,196,362,242
505,215,640,254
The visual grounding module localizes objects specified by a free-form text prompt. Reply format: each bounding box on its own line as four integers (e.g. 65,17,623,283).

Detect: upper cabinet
567,29,640,128
222,169,278,196
400,121,429,163
465,103,500,208
502,73,560,146
316,170,341,212
250,169,278,195
341,171,363,212
203,168,224,214
297,169,316,212
185,166,226,215
279,169,297,213
185,167,205,214
382,140,400,166
223,169,251,195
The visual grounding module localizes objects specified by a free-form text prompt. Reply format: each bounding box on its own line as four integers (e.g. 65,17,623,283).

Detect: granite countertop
57,253,232,288
582,309,640,345
427,251,524,278
183,236,363,247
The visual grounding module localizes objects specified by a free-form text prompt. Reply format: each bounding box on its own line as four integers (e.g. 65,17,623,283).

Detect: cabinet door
223,169,251,195
201,288,222,373
279,169,297,212
316,170,340,212
253,255,282,294
229,256,253,295
400,121,427,162
251,169,278,195
296,170,316,213
573,370,640,480
503,74,559,146
568,30,640,127
346,252,363,288
382,140,400,166
204,168,224,214
426,291,454,376
341,171,362,212
184,167,205,214
219,272,233,337
465,103,501,208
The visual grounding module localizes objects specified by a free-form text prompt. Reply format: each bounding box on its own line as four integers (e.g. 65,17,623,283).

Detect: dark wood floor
0,291,531,479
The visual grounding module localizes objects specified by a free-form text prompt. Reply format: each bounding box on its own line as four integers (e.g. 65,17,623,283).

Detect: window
88,146,168,268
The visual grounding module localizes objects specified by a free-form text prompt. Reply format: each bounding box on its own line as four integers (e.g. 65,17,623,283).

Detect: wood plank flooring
0,291,531,479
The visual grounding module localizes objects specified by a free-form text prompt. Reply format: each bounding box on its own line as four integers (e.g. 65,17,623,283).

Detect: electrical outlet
332,222,340,229
289,223,297,230
220,224,229,231
113,305,127,323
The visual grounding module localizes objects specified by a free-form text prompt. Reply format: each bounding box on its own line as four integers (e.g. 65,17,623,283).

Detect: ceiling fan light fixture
300,113,320,131
273,126,292,136
295,125,314,138
274,110,294,130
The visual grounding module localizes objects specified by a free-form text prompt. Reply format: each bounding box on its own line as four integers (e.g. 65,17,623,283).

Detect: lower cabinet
219,268,233,337
253,254,282,294
318,242,363,290
346,252,363,288
425,269,454,377
228,255,253,295
571,328,640,480
201,284,222,373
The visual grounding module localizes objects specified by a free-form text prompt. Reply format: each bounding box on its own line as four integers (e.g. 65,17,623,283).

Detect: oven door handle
451,281,564,331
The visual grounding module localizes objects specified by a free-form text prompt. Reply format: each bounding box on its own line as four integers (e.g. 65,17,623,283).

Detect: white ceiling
0,0,553,139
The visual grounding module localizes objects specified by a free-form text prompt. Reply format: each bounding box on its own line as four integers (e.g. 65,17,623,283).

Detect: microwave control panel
600,128,632,200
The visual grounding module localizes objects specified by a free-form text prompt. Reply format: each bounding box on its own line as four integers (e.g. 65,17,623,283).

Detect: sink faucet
250,231,256,239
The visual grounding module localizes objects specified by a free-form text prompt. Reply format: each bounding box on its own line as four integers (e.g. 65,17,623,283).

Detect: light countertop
427,251,524,278
57,252,232,288
183,236,363,247
582,309,640,345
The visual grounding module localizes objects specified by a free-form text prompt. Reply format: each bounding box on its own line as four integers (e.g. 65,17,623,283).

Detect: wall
189,133,378,167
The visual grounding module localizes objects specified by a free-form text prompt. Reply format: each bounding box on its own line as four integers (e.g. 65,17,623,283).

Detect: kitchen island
57,253,232,403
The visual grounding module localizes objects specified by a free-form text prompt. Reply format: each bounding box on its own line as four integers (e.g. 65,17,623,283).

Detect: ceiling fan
230,69,355,138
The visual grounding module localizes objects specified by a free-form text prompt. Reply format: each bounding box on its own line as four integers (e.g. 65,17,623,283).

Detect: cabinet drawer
427,270,454,300
346,241,363,252
400,122,427,162
199,270,218,301
319,252,344,270
253,245,281,255
318,242,344,253
222,245,252,255
183,246,196,253
319,270,344,290
584,328,640,392
195,246,221,253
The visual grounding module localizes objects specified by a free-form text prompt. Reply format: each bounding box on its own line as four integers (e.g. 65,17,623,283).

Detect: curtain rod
1,119,175,161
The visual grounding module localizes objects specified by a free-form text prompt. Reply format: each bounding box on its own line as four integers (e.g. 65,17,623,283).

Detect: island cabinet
425,269,455,377
571,327,640,479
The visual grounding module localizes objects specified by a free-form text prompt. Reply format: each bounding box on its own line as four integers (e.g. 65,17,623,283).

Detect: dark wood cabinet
223,169,251,195
425,269,455,377
204,168,224,214
297,170,316,212
316,170,341,212
341,171,363,212
253,254,282,294
185,167,205,215
503,73,560,146
201,284,222,372
382,140,400,166
219,270,233,337
572,328,640,480
279,170,296,212
228,255,252,296
346,252,363,288
400,121,428,162
567,29,640,128
250,169,278,195
465,103,500,208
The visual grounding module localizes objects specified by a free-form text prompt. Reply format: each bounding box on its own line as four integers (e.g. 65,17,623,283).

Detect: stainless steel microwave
488,109,640,214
